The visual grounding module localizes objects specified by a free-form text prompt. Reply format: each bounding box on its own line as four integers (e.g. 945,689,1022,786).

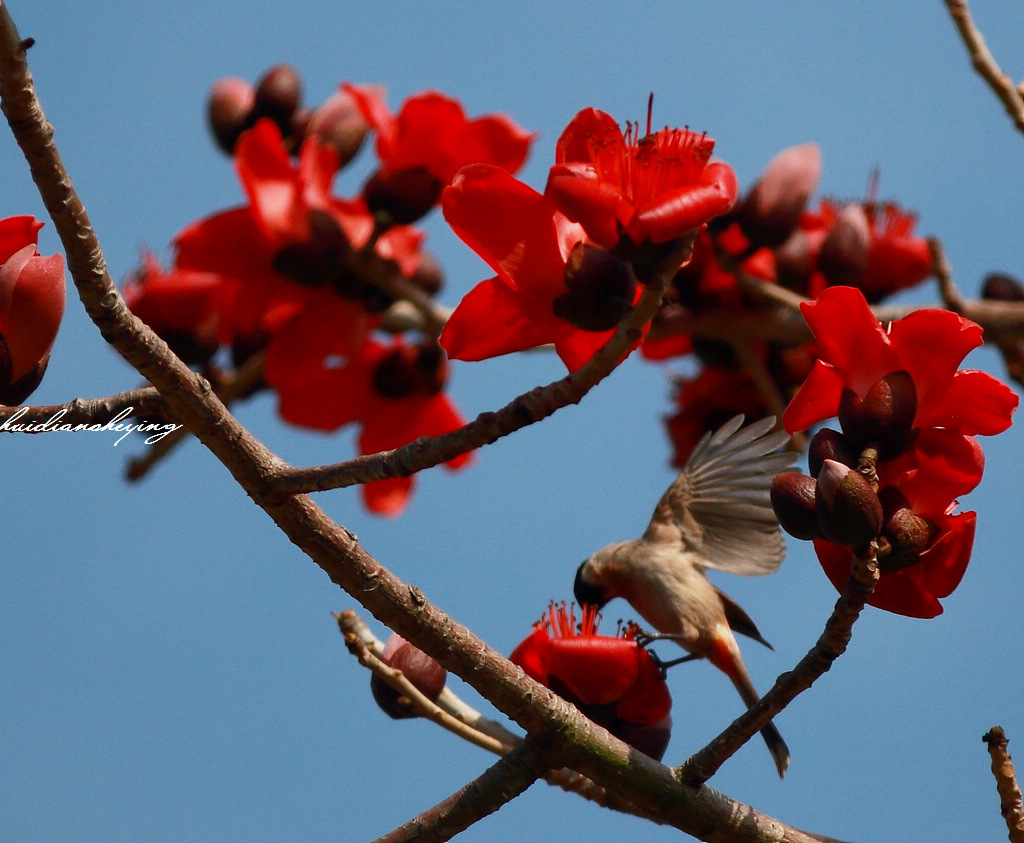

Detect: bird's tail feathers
726,654,791,779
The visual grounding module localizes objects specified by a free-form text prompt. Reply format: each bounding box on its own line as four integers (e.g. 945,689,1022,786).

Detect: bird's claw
634,628,705,673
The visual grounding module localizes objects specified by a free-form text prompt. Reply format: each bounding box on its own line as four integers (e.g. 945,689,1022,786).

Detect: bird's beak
573,560,609,609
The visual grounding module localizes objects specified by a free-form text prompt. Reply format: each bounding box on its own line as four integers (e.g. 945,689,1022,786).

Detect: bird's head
573,556,612,610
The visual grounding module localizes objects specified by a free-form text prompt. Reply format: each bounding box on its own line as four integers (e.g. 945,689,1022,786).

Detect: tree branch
266,238,694,497
371,738,550,843
983,727,1024,843
944,0,1024,136
0,387,165,428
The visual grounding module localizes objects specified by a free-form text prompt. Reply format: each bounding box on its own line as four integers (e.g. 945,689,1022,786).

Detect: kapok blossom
775,285,1017,617
545,106,738,250
440,163,641,372
173,119,425,344
267,333,471,517
0,216,65,405
811,199,933,302
344,84,534,224
783,286,1017,444
509,602,672,760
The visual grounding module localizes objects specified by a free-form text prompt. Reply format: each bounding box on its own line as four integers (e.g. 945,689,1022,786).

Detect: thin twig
371,738,550,843
944,0,1024,135
339,616,512,755
983,727,1024,843
124,349,267,481
268,236,697,497
0,387,165,428
928,236,967,313
338,610,522,748
680,555,880,785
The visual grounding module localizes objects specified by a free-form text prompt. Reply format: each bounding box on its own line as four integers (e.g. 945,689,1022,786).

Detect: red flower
0,216,65,404
545,107,738,250
123,254,226,365
812,199,933,302
174,119,424,342
779,286,1017,617
441,163,641,372
663,367,770,467
783,286,1017,444
267,333,471,517
510,602,672,760
344,84,534,224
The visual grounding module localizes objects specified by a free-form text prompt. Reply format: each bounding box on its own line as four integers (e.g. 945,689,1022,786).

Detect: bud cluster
772,369,940,573
208,65,370,166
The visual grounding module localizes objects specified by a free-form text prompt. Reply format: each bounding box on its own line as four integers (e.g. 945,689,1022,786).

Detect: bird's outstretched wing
643,415,798,576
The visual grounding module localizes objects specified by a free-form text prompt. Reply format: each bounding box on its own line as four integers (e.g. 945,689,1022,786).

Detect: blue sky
3,2,1024,841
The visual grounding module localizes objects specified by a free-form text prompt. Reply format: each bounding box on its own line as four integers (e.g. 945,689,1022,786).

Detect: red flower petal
615,652,673,725
443,164,581,299
890,429,985,509
629,160,738,245
914,369,1019,435
545,162,626,249
555,108,625,167
440,276,568,362
175,207,277,280
0,246,65,379
799,286,897,395
542,635,641,706
235,120,310,244
264,289,371,391
358,391,469,467
361,476,414,518
782,359,844,433
0,215,42,265
554,323,626,373
508,627,552,687
887,307,983,417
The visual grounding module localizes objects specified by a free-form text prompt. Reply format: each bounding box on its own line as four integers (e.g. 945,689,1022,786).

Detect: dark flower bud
0,347,47,406
737,143,822,250
363,166,443,226
815,459,883,546
271,210,351,288
252,64,303,134
307,89,371,169
838,370,917,459
691,337,739,370
371,633,448,720
207,77,255,154
981,272,1024,302
553,242,637,332
409,250,444,298
818,203,869,288
288,106,313,148
877,487,940,573
771,471,822,540
611,232,691,285
372,342,447,399
773,229,814,293
808,427,858,478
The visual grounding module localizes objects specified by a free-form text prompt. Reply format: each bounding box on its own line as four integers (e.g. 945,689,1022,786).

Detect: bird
573,415,797,777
